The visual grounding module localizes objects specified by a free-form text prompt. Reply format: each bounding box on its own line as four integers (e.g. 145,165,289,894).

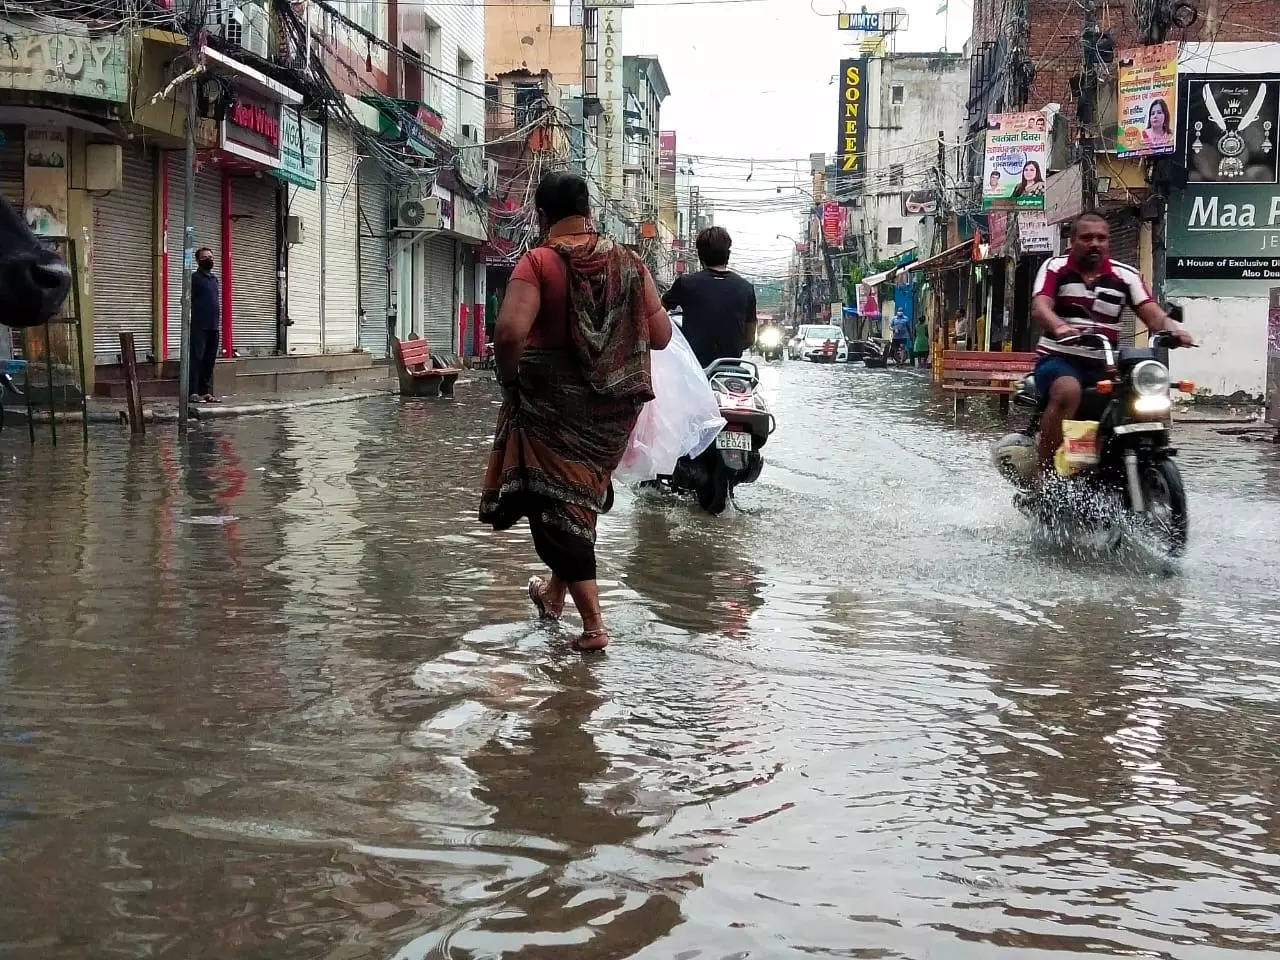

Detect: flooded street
2,363,1278,959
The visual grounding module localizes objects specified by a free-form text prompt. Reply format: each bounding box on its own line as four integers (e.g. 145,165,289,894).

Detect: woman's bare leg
545,574,569,610
566,579,608,650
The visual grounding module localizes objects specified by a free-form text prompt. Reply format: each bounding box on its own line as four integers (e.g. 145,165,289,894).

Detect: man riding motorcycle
1031,213,1194,480
662,226,757,369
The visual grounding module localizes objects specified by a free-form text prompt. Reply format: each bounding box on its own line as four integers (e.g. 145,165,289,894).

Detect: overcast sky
619,0,967,278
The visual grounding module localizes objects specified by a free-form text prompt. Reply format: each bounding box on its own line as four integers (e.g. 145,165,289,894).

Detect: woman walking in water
480,172,672,651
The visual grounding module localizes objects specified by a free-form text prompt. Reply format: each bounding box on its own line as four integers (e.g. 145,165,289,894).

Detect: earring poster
1167,75,1280,296
1115,42,1179,158
982,112,1047,211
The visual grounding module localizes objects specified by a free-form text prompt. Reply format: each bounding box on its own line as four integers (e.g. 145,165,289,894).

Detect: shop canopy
861,266,896,287
907,238,973,274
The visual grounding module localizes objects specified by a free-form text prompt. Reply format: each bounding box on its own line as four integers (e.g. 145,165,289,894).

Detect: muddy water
1,364,1278,959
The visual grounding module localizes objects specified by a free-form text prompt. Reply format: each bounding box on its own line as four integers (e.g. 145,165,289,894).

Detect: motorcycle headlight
759,329,782,348
1131,360,1170,397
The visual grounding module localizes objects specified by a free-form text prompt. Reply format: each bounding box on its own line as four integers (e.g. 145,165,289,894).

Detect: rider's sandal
573,629,610,652
528,576,562,621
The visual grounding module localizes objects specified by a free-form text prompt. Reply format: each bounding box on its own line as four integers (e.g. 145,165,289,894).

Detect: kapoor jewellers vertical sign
586,0,631,201
835,58,868,191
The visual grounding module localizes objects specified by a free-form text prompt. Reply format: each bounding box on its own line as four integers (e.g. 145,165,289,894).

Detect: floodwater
1,363,1278,960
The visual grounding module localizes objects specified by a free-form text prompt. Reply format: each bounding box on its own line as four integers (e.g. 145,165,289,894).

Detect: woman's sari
479,235,654,549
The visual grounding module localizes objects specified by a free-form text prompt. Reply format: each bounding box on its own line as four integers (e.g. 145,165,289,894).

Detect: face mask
198,258,214,271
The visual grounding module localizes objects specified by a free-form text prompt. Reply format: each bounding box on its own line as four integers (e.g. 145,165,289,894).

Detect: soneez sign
836,58,868,181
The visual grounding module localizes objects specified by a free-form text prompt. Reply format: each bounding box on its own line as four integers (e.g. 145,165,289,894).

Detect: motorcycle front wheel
1136,459,1188,555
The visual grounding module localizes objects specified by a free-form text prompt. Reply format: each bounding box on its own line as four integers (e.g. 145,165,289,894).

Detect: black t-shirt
661,269,757,368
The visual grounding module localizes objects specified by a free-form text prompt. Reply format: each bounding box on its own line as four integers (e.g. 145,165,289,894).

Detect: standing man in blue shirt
890,308,912,363
189,246,220,403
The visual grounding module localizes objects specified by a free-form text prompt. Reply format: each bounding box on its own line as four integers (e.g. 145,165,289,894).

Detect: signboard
1018,210,1053,254
24,127,68,237
1167,74,1280,295
823,202,844,245
0,21,128,103
837,11,881,31
277,110,322,189
835,59,868,180
982,112,1047,210
900,190,938,216
1045,164,1083,224
583,0,634,6
1116,42,1179,158
449,191,488,243
659,131,676,172
598,5,624,200
221,87,282,167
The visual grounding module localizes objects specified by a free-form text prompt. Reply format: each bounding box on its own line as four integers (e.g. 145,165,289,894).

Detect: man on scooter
1031,213,1195,480
662,226,758,369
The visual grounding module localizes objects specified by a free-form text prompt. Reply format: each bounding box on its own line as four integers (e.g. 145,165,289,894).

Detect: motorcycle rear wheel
1135,459,1188,555
697,461,731,515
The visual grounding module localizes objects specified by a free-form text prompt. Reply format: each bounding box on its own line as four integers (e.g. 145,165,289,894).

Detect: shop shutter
1107,209,1142,345
462,250,477,354
357,158,390,358
323,126,360,353
285,180,322,354
91,145,155,363
227,176,278,356
423,234,455,352
164,157,223,358
0,124,23,211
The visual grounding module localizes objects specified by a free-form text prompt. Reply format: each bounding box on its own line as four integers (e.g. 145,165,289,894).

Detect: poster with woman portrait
1184,76,1279,183
1116,42,1179,158
982,112,1047,211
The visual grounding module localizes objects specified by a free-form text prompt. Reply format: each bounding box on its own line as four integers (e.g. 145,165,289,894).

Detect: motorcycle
756,324,785,361
663,357,773,514
858,338,890,367
992,330,1194,556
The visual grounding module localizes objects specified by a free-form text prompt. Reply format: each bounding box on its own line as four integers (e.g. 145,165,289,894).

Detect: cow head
0,194,71,328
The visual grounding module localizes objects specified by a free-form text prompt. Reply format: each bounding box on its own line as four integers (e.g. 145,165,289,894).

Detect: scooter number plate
716,431,753,451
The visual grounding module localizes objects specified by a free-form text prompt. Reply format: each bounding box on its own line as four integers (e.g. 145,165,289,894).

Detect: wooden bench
392,336,460,398
940,350,1037,416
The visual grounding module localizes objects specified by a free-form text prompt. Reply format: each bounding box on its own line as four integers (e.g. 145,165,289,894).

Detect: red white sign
230,101,280,145
823,202,844,245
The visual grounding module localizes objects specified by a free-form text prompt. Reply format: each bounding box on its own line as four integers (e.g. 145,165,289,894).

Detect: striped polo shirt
1032,253,1153,357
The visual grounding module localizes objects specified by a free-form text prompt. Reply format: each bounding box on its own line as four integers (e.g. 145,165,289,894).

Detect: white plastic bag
615,325,725,483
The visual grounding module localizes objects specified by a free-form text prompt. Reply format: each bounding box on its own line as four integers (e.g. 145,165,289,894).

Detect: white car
787,325,849,363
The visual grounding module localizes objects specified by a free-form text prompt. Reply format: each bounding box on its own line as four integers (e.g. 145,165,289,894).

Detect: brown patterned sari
479,235,654,572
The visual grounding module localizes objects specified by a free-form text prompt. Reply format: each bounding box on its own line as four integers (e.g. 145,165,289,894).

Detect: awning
0,106,117,137
906,238,972,274
862,266,895,287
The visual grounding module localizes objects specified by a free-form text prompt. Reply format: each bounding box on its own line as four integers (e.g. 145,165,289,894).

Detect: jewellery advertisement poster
1167,74,1280,295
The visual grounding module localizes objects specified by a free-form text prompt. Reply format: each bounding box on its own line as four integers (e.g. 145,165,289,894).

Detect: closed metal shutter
423,234,455,352
0,124,22,211
462,249,477,355
285,180,322,353
323,125,360,353
357,158,390,358
91,145,154,362
1107,209,1142,345
165,157,223,358
229,176,278,356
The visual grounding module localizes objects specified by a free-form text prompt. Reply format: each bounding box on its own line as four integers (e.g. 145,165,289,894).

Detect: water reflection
0,368,1276,958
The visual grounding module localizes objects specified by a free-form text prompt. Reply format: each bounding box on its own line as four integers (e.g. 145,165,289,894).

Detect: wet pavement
1,361,1278,959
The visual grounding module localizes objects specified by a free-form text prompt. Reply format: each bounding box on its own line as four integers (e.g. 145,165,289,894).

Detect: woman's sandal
528,576,562,621
573,629,609,652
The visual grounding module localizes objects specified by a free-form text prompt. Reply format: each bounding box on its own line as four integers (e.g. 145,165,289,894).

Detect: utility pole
177,11,205,432
1080,0,1100,212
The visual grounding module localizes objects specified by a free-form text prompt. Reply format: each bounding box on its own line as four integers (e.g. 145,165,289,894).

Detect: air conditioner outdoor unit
214,0,270,59
460,124,478,142
394,194,442,232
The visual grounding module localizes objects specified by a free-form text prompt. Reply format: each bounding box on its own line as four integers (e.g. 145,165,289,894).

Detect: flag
937,0,948,12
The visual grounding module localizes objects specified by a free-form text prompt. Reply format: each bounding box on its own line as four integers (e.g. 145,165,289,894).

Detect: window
456,53,474,133
889,163,903,185
887,226,903,245
891,84,905,105
402,44,422,102
424,20,442,107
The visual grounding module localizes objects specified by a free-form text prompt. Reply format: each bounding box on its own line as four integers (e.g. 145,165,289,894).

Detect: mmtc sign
836,59,868,180
838,11,881,31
